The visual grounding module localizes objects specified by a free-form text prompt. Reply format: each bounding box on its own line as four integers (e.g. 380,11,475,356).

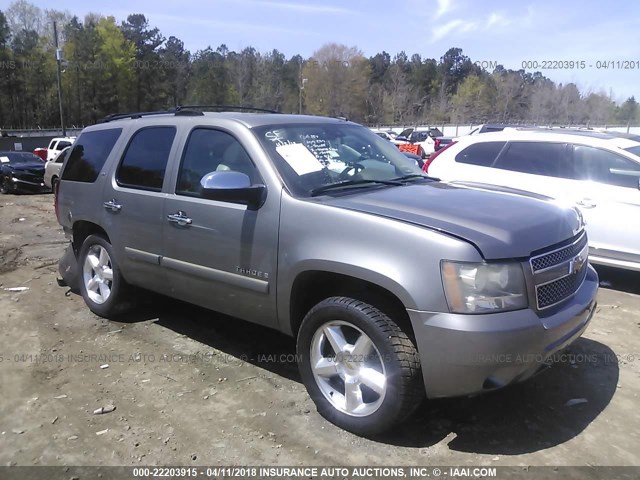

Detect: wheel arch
286,269,415,342
71,221,111,256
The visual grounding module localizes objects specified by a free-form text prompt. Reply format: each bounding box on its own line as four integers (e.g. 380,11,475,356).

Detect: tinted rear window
455,141,505,166
62,129,122,183
410,132,429,142
116,127,176,191
494,142,573,178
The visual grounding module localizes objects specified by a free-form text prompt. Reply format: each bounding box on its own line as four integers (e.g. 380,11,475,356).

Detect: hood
323,181,583,259
11,162,45,172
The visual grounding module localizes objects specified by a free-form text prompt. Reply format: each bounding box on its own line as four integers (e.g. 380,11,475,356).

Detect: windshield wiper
391,174,440,182
310,179,403,197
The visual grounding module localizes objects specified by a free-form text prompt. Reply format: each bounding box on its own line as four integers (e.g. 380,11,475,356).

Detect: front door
162,127,280,327
571,145,640,265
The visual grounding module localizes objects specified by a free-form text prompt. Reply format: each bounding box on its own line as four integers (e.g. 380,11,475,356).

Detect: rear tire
78,234,131,318
297,296,424,436
51,176,59,195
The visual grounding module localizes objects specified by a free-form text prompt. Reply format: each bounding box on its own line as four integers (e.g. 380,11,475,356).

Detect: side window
412,132,428,142
176,128,258,197
494,142,573,178
116,127,176,191
57,141,72,150
56,148,70,164
455,141,506,167
573,145,640,188
61,129,122,183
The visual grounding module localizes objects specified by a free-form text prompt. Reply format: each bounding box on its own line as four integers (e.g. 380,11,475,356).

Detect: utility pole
299,61,302,114
298,60,307,115
53,21,66,136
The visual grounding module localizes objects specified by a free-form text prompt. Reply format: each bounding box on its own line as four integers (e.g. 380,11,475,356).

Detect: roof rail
178,105,280,114
174,108,206,116
98,104,279,123
99,109,179,123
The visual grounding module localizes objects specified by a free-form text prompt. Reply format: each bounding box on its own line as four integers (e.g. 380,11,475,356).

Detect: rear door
488,141,576,199
571,145,640,265
435,140,506,180
103,126,178,293
47,140,59,160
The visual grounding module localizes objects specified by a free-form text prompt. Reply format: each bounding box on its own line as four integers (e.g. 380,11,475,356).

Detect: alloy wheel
82,244,114,304
310,320,387,417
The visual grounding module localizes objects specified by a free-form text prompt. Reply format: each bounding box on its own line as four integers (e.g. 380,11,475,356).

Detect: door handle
576,198,597,209
167,211,192,226
103,199,122,212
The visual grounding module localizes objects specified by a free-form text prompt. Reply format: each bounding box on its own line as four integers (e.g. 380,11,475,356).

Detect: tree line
0,0,638,130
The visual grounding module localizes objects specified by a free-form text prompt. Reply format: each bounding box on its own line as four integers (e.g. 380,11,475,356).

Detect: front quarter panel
277,192,482,334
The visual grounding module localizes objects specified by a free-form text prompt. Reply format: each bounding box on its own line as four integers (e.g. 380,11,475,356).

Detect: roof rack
98,105,280,123
179,105,280,114
99,109,177,123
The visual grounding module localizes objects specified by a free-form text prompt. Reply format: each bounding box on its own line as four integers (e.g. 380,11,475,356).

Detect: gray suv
56,109,598,435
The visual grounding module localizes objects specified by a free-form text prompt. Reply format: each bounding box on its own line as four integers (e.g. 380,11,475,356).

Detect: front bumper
10,176,49,192
408,264,598,398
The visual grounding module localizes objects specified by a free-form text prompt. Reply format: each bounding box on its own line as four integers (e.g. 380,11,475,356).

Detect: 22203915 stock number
132,467,198,477
521,60,640,69
132,467,262,477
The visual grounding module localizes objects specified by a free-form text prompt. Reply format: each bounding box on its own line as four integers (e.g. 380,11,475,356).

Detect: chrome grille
531,233,588,272
536,265,588,309
530,232,589,310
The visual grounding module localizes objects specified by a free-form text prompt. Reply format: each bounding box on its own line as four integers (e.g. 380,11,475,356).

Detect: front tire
297,297,424,436
78,234,130,318
1,177,11,194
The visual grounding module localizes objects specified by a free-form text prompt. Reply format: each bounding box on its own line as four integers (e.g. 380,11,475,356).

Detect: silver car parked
56,109,598,435
44,146,71,190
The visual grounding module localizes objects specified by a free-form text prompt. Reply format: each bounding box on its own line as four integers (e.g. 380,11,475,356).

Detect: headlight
441,261,528,314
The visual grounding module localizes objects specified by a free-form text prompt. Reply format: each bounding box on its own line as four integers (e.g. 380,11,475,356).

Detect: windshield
255,123,425,197
624,146,640,157
0,152,45,165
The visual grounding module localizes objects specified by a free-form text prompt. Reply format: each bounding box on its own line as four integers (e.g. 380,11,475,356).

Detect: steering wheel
339,163,365,180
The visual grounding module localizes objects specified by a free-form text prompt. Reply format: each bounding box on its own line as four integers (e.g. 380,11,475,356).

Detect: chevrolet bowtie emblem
569,252,587,275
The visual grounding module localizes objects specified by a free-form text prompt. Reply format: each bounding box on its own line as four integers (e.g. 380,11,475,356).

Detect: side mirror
200,171,266,209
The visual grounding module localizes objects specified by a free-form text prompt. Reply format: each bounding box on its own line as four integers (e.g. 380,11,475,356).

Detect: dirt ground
1,193,639,470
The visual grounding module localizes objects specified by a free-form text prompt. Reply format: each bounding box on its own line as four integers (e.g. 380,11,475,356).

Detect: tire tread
300,296,425,434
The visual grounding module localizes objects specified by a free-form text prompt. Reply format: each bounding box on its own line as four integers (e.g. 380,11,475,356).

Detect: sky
2,0,639,102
